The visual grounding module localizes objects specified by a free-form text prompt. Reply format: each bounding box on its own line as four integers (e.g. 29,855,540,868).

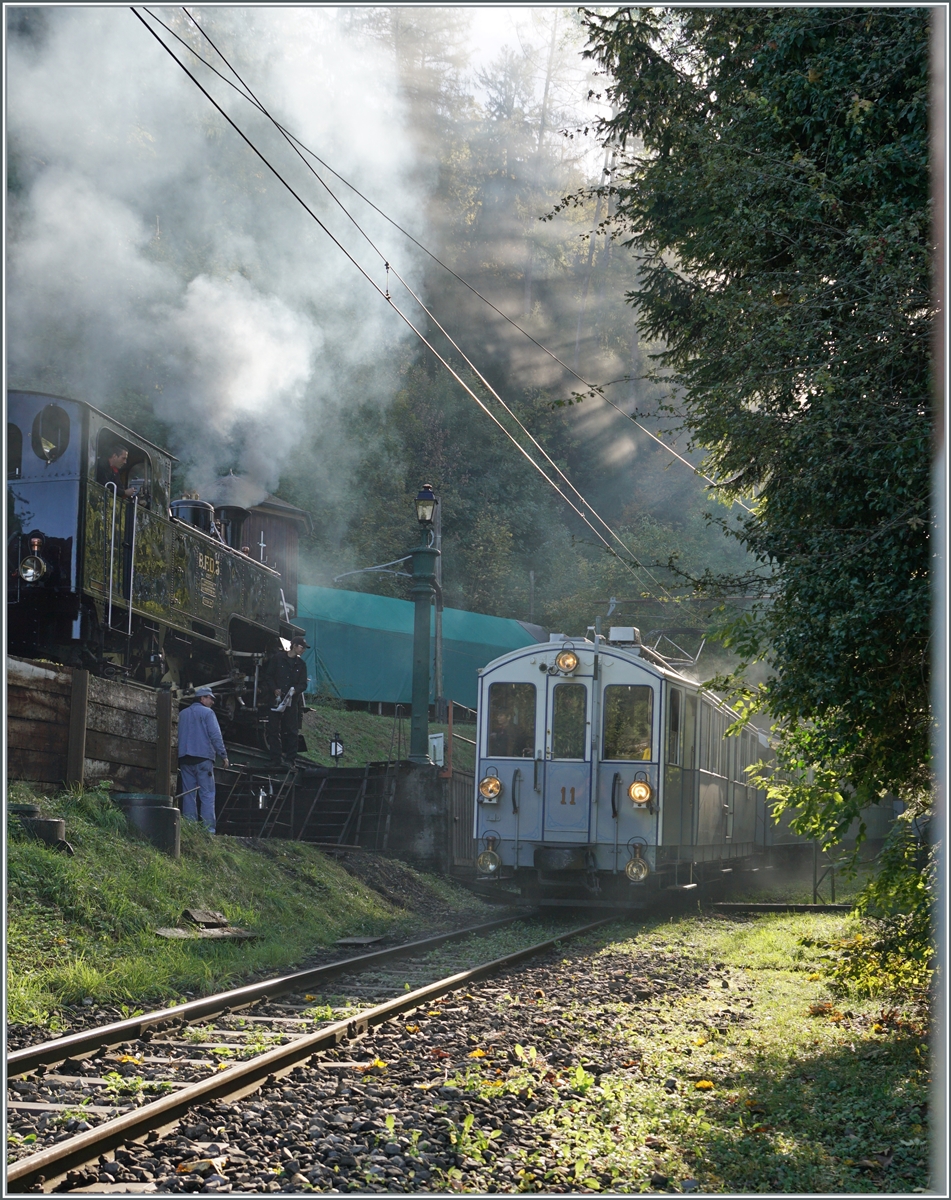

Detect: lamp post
409,484,440,764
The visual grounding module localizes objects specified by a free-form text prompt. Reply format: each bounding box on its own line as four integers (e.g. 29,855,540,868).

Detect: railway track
7,914,618,1193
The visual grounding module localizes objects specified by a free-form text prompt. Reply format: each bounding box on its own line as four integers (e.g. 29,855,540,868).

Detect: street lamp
409,484,440,764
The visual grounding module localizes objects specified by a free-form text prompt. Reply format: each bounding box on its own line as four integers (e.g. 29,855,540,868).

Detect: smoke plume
6,6,428,503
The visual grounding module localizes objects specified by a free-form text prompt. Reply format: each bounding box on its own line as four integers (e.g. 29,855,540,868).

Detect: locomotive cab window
602,684,653,760
96,430,152,505
487,682,536,758
31,404,70,464
551,683,587,759
7,423,22,478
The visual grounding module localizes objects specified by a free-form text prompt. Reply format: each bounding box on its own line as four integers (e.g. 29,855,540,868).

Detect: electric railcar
472,628,794,906
7,390,303,740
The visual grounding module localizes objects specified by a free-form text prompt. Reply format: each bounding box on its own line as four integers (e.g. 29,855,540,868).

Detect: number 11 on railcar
471,628,778,907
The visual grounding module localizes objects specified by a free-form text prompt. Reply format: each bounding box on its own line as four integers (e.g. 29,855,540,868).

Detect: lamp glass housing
555,648,579,673
479,775,502,799
19,555,47,583
415,484,437,525
477,849,502,875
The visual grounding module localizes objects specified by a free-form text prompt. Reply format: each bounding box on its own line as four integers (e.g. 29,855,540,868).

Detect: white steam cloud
7,6,427,504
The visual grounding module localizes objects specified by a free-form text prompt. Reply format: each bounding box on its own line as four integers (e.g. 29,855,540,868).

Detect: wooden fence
7,658,176,794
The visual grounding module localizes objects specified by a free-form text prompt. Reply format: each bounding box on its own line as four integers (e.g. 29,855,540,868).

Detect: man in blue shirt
177,686,229,834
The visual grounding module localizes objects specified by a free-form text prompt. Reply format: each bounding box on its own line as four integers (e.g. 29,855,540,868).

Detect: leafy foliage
581,9,934,902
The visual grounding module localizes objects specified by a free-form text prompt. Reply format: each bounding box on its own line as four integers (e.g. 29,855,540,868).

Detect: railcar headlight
555,648,579,673
479,775,502,800
477,850,502,875
625,854,650,882
18,555,48,583
628,779,653,805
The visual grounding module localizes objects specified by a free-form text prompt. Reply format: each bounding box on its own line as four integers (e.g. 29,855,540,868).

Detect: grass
454,914,931,1193
5,781,491,1028
301,700,476,771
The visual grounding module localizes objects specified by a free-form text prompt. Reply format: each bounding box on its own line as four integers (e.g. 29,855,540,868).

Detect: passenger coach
472,627,776,906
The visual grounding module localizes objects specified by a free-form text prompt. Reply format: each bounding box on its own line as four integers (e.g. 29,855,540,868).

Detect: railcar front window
31,404,70,464
7,424,22,478
602,685,653,760
488,682,536,758
552,683,586,759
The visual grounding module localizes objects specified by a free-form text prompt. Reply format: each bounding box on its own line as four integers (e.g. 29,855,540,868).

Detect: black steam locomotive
7,390,303,739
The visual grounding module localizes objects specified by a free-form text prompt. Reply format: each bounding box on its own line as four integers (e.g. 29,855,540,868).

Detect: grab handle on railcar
611,772,621,819
534,754,542,792
512,768,521,814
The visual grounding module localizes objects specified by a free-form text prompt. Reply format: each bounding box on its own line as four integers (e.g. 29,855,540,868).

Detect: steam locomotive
471,627,810,907
7,390,304,740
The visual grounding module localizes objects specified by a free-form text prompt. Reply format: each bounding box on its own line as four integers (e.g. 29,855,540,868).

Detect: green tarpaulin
295,585,546,709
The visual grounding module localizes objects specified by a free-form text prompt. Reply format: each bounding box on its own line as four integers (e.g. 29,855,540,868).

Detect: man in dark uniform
96,442,137,498
263,636,309,767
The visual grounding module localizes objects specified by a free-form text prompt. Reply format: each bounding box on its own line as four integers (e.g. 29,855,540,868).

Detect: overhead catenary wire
131,7,672,595
158,7,752,516
157,6,675,594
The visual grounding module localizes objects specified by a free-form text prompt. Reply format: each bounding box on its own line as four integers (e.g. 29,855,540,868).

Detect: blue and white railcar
471,628,774,906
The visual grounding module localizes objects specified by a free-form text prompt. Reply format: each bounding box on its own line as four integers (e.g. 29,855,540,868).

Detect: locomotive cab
7,390,303,747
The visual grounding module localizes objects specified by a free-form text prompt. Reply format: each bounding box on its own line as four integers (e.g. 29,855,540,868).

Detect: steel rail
8,917,615,1192
9,916,532,1077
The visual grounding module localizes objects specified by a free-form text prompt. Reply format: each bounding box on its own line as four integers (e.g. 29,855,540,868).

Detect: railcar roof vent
608,626,642,644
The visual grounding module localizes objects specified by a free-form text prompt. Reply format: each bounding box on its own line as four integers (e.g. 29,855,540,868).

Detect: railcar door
542,677,592,838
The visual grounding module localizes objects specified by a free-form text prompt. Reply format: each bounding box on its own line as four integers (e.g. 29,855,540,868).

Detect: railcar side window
31,404,70,464
551,683,586,759
700,702,728,776
7,424,22,478
602,685,653,760
488,683,536,758
667,687,682,765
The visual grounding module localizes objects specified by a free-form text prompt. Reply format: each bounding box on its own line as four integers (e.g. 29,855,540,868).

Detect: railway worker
96,442,138,499
263,636,310,768
177,686,229,834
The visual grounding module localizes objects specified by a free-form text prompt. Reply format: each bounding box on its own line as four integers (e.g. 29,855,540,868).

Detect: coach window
31,403,70,464
552,683,586,759
8,424,23,478
602,684,653,760
667,687,683,765
488,682,536,758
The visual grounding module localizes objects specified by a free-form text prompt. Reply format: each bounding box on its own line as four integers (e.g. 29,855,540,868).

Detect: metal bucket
19,817,66,845
124,805,180,858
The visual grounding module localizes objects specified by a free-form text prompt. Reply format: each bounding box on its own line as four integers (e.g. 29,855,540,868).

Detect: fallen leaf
405,1024,420,1034
692,1037,707,1047
695,1080,714,1091
468,1048,487,1058
430,1048,450,1059
427,1010,442,1017
177,1158,225,1176
358,1057,387,1073
304,995,316,1002
115,1054,142,1065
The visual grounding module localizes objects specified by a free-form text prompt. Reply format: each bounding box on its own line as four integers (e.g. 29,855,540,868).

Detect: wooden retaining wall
7,658,177,794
